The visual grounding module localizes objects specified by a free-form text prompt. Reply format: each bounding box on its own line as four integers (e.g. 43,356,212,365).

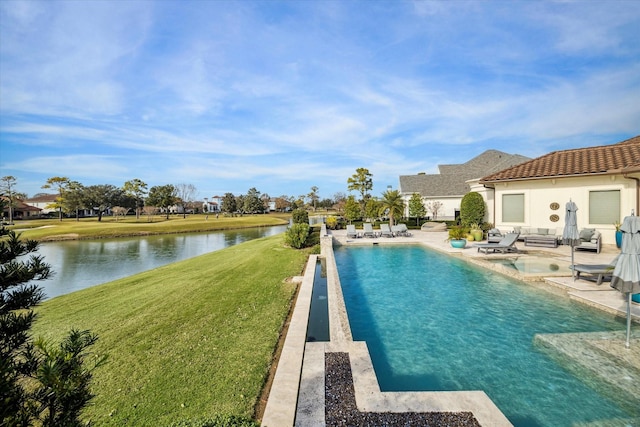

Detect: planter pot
615,230,622,248
472,230,483,241
450,239,467,249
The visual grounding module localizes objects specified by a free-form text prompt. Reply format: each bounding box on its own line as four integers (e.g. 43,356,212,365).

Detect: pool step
534,331,640,418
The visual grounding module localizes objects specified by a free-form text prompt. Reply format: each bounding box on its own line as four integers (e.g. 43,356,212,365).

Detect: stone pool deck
261,229,639,426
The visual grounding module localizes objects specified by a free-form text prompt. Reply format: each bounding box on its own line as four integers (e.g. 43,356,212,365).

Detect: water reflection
36,226,287,299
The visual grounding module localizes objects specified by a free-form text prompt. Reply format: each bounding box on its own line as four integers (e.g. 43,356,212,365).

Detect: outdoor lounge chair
379,223,394,237
473,233,520,254
363,223,376,238
570,262,615,285
392,224,412,237
346,224,359,238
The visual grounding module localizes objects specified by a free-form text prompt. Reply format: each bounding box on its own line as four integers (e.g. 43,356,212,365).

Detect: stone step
534,331,640,418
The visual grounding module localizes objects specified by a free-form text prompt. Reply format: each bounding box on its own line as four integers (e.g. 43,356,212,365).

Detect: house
2,198,42,221
478,135,640,245
23,194,59,215
399,150,530,220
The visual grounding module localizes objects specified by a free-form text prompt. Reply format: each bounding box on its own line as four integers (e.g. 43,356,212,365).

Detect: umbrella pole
626,293,632,349
571,245,576,281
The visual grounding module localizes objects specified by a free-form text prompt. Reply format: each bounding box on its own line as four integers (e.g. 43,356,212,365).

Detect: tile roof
400,150,530,197
480,135,640,183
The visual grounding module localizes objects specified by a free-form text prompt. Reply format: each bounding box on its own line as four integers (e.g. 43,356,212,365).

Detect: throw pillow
579,228,594,242
538,228,548,235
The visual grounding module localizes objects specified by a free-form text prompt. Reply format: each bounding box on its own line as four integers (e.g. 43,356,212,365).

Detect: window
502,193,524,222
589,190,620,224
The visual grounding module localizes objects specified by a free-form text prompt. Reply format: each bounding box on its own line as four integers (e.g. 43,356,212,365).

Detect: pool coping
261,229,639,426
262,231,512,426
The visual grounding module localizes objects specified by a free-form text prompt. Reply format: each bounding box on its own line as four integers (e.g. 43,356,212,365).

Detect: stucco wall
487,174,636,245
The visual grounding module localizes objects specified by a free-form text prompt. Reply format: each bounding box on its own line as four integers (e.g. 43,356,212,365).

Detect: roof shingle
480,135,640,183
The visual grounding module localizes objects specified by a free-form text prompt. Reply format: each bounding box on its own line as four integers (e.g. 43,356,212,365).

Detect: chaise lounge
473,233,520,254
379,223,394,237
570,262,615,285
363,223,376,238
346,224,359,238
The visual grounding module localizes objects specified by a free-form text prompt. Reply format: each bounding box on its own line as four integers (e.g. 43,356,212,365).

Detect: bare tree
143,206,159,222
111,206,130,221
426,201,443,220
174,183,197,218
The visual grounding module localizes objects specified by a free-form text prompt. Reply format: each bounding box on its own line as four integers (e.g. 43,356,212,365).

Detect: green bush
169,415,259,427
325,216,338,230
291,209,309,224
460,192,486,226
284,223,310,249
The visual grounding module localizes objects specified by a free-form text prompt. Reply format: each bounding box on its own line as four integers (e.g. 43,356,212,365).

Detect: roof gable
400,150,530,197
480,135,640,183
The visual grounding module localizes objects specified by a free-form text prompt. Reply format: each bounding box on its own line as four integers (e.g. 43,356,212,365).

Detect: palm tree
378,189,405,227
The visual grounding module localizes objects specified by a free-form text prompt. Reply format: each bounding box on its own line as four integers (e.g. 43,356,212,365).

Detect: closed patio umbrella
610,214,640,349
562,200,580,279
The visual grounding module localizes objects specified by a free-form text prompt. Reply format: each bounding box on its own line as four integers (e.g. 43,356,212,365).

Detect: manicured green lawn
10,214,290,241
32,234,310,426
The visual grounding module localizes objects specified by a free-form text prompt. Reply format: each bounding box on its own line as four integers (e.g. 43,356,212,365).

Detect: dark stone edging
325,352,481,427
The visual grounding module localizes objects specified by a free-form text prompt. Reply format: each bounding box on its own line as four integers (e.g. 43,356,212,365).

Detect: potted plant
447,225,468,248
469,222,483,241
614,221,622,249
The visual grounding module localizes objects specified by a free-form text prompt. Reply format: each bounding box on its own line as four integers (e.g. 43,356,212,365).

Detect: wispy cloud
1,0,639,199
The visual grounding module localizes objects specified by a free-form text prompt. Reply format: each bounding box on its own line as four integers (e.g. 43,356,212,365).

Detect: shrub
291,209,309,224
325,216,338,230
284,223,310,249
460,192,486,226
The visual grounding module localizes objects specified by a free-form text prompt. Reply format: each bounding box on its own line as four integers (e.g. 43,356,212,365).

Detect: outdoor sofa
574,228,602,253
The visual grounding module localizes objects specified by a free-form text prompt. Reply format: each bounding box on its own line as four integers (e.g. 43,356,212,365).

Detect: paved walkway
261,229,639,427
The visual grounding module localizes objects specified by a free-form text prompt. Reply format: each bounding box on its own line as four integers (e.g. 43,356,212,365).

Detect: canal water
34,225,287,299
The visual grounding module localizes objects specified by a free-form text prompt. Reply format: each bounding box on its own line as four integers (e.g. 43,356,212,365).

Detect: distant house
478,135,640,245
399,150,530,220
203,195,222,213
23,194,59,215
2,198,42,220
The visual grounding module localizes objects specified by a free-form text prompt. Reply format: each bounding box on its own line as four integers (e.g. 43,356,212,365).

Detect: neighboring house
23,194,59,215
203,195,222,213
2,198,42,220
399,150,530,220
478,135,640,245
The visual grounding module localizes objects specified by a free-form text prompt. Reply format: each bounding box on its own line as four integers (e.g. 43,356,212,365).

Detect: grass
9,213,290,241
31,233,310,426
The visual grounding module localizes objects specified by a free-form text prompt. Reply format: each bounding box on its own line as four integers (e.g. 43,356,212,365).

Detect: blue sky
1,0,639,201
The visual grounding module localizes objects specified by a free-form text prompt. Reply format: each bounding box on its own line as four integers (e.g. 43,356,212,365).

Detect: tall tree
343,195,362,224
243,187,263,214
408,193,426,226
42,177,71,221
64,181,86,221
123,179,148,220
378,189,405,227
83,184,123,222
0,227,105,425
347,168,373,207
221,192,237,216
174,183,197,218
307,186,319,212
146,185,176,219
261,193,271,212
1,176,18,224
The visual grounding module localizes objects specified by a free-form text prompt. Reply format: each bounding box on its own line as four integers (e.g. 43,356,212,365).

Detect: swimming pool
335,245,635,427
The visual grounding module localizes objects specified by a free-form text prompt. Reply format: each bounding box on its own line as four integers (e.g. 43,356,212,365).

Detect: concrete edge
261,254,317,427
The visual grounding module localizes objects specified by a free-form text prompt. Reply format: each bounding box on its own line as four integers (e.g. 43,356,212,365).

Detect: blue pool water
335,245,634,427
